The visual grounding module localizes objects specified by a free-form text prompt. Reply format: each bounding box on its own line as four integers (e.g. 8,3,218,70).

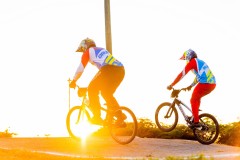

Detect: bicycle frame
75,91,92,124
168,88,203,124
76,88,114,124
173,98,193,121
168,97,192,121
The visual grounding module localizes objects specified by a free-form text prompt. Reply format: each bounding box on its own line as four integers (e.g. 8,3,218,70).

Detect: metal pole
104,0,112,54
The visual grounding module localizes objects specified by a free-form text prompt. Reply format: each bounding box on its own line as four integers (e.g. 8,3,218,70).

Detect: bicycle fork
76,105,86,124
165,102,175,118
75,109,82,124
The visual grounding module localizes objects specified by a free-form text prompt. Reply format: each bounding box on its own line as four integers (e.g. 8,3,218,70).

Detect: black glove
186,85,192,91
167,85,173,90
69,80,76,88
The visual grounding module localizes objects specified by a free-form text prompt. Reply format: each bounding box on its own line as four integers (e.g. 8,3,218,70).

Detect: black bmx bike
66,85,138,145
155,87,219,145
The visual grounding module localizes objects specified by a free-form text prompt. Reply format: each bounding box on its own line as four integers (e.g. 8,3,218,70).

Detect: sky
0,0,240,137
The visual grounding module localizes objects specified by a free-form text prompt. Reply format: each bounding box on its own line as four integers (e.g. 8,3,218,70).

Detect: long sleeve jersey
73,47,123,81
171,58,216,87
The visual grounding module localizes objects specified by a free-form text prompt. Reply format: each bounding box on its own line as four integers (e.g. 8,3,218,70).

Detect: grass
165,154,214,160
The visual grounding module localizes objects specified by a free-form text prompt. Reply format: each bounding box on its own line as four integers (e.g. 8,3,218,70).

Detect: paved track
0,136,240,159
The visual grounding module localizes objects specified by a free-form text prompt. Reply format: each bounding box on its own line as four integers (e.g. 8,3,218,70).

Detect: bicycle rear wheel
155,102,178,132
109,106,138,145
193,113,219,145
66,106,91,141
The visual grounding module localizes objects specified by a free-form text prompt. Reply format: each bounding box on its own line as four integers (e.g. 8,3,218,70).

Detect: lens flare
78,117,101,145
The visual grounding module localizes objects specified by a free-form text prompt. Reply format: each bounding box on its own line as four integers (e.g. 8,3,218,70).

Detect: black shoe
119,113,127,120
115,120,127,128
90,116,104,125
115,113,127,128
192,122,202,130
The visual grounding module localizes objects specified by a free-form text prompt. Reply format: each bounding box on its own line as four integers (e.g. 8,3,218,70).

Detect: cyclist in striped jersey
69,38,126,125
167,49,216,128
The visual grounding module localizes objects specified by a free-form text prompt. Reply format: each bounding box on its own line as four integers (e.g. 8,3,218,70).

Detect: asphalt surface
0,136,240,159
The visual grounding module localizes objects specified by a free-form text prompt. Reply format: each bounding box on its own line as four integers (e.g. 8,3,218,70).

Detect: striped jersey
73,47,123,80
171,58,216,87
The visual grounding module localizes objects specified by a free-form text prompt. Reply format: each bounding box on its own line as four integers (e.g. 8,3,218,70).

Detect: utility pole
104,0,112,54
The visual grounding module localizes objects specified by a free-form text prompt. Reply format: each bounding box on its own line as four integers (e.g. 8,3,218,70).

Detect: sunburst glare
78,118,101,145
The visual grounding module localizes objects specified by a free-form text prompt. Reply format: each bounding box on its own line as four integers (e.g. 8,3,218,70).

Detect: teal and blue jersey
171,58,216,87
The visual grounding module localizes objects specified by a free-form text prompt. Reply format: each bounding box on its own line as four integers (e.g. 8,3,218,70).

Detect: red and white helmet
76,38,96,52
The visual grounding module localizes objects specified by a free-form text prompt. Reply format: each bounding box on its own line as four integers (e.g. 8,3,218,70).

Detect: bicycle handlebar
76,85,87,90
169,87,188,98
68,78,88,97
72,84,88,97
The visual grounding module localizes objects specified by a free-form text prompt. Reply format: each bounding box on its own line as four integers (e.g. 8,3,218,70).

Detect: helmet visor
76,46,84,52
76,41,86,52
179,51,187,60
179,54,185,60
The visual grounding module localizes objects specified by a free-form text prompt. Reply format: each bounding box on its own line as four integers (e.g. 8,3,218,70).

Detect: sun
77,117,101,144
79,120,98,139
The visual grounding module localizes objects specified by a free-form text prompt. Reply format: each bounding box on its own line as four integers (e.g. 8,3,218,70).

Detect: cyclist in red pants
69,38,126,125
167,49,216,128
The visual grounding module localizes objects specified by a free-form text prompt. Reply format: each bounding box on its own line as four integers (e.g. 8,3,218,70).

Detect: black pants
88,65,125,117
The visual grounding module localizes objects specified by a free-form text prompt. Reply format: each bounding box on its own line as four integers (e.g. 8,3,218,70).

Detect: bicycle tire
109,106,138,145
66,106,91,141
155,102,178,132
193,113,219,145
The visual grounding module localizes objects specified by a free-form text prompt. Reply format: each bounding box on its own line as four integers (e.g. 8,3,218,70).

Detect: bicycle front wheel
155,102,178,132
193,113,219,145
66,106,91,141
109,106,138,145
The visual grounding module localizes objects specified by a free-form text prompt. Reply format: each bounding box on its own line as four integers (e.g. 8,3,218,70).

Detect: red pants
190,83,216,123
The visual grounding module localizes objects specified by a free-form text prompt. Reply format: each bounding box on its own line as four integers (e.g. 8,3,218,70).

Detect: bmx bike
155,87,219,145
66,85,138,145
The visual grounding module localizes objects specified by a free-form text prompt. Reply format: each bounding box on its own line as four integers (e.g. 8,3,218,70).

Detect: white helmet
76,38,96,52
